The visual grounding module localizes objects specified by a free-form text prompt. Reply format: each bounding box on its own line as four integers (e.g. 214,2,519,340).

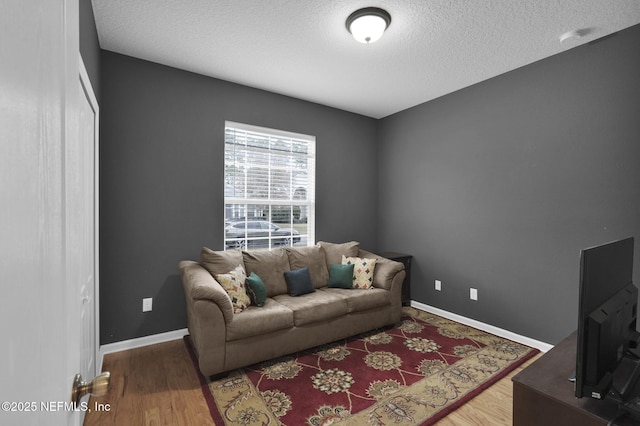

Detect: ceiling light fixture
346,7,391,44
559,28,593,43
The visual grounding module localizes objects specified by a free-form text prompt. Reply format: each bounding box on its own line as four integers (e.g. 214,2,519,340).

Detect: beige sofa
179,241,405,377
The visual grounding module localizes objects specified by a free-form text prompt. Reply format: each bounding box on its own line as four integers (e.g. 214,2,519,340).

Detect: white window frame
223,121,316,251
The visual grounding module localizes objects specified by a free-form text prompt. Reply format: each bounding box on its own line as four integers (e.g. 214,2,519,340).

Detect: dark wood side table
378,252,412,306
512,332,636,425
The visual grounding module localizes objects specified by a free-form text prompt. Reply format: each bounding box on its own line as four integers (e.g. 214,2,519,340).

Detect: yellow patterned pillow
342,255,376,289
214,265,251,313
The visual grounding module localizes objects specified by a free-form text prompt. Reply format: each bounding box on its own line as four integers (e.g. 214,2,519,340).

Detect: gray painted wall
378,25,640,344
99,51,378,344
99,22,640,345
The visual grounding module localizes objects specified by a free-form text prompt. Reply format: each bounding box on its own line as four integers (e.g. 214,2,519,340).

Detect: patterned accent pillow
342,255,377,289
214,265,251,314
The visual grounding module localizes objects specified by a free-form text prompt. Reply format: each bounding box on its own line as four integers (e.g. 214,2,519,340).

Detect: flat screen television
575,237,639,400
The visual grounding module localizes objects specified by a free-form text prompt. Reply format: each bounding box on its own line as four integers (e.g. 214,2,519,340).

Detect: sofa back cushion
242,248,291,297
286,245,329,288
200,247,244,276
318,241,360,269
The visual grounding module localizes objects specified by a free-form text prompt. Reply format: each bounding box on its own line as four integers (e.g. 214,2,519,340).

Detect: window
224,121,315,250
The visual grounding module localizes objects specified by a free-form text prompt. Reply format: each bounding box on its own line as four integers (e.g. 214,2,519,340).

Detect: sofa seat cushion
319,287,390,313
226,298,294,342
273,291,349,326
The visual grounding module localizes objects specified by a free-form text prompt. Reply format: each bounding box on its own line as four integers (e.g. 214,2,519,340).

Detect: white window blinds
224,121,315,250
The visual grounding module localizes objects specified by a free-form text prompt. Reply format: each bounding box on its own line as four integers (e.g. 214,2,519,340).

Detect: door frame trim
79,55,100,375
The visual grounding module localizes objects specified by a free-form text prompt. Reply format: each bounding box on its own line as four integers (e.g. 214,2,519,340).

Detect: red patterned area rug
185,307,538,425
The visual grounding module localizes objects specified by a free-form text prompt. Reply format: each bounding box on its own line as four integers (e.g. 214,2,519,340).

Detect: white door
0,1,84,425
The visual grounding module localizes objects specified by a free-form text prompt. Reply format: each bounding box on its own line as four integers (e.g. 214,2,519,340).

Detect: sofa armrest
178,260,234,323
358,249,405,291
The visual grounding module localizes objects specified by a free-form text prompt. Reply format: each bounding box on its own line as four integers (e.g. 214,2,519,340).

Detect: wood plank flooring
84,339,214,425
84,338,542,425
434,354,541,426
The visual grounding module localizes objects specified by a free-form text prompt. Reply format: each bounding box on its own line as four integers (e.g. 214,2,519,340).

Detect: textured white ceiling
92,0,640,119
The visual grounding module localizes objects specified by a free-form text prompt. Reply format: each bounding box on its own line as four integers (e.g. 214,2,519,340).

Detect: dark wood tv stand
512,332,637,425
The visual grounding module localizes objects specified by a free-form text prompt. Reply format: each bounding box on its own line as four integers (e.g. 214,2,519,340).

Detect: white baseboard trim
410,301,554,353
94,301,552,372
97,328,189,372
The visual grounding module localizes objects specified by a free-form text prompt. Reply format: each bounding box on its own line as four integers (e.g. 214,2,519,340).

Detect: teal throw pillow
284,267,315,297
328,263,354,289
245,272,267,307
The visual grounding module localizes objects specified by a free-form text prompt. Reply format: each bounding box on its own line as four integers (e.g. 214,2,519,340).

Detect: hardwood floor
84,339,542,425
434,354,541,426
84,339,214,425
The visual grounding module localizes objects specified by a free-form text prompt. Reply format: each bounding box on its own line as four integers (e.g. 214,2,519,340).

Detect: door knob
70,372,110,404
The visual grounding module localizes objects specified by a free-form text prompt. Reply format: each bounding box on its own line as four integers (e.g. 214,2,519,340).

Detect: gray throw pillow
283,267,315,296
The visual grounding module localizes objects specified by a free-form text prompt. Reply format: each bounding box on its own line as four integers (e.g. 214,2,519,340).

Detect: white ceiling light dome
346,7,392,44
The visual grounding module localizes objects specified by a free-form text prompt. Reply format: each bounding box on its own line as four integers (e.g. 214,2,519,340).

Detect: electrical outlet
435,280,442,291
470,288,478,301
142,297,153,312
